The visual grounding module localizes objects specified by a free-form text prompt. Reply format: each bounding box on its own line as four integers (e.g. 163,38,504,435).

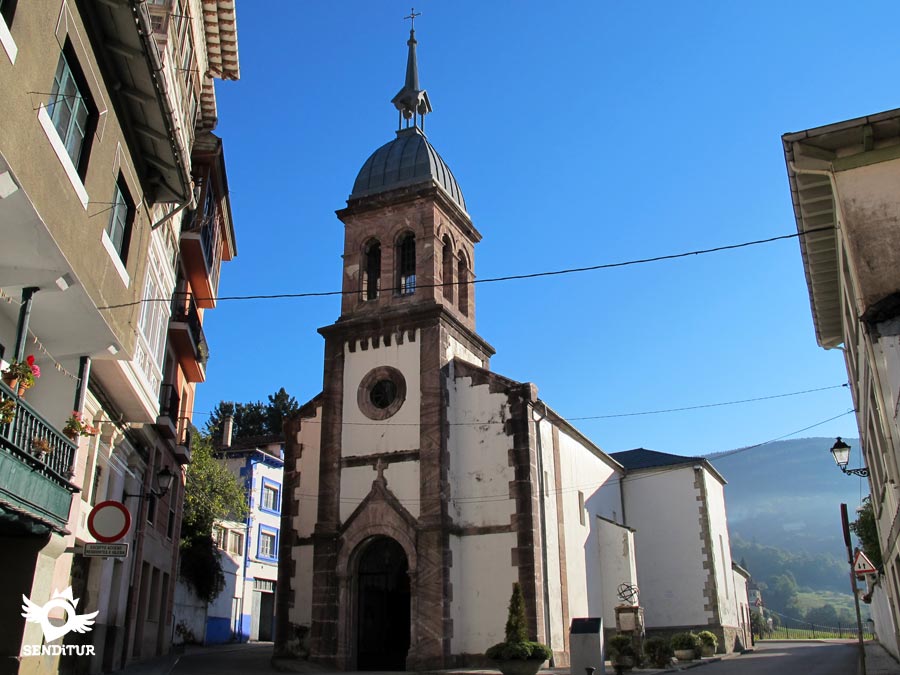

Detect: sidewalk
863,641,900,675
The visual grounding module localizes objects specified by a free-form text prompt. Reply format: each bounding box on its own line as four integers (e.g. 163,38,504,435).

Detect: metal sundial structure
617,583,639,605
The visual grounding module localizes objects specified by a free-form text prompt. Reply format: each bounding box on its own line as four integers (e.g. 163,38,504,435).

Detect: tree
850,496,883,572
205,388,299,443
766,573,799,614
805,604,839,626
265,387,299,436
179,432,248,602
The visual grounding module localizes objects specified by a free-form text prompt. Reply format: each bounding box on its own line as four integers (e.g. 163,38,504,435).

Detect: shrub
485,583,552,662
644,636,673,667
608,634,635,657
697,630,718,650
671,632,700,652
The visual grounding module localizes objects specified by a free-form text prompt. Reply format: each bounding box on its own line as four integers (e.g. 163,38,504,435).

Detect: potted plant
485,583,552,675
63,411,98,441
671,632,699,661
643,636,674,668
697,630,718,657
0,398,15,425
31,437,51,461
1,355,40,396
607,634,636,674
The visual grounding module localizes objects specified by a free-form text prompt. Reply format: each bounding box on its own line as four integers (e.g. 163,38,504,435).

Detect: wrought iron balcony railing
158,382,180,420
170,291,209,367
0,380,78,531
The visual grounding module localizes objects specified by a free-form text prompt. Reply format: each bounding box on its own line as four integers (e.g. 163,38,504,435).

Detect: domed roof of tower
349,20,467,214
350,127,467,212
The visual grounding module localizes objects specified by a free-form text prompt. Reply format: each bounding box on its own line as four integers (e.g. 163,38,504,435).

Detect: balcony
155,383,180,439
174,416,192,464
0,381,78,533
169,292,209,383
180,210,222,309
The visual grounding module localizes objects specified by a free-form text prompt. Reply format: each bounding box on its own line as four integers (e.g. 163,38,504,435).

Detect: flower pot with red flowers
63,412,98,442
2,355,40,397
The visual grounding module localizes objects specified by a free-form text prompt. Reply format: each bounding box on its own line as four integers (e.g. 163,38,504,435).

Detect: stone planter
700,644,716,657
674,649,696,662
495,659,545,675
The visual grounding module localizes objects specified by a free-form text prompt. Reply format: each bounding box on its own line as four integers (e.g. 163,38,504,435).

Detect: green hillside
708,437,869,620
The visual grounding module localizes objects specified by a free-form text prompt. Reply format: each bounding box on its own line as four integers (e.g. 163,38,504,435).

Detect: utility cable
96,226,834,311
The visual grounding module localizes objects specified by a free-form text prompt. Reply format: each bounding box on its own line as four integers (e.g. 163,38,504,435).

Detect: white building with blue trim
206,436,283,643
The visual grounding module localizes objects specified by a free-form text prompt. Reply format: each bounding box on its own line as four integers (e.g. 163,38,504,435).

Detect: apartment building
0,1,238,672
784,108,900,658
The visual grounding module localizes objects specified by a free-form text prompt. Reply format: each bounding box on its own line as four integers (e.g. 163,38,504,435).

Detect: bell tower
307,18,495,671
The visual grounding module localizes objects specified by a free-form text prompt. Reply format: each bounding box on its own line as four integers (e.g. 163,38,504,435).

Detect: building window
213,526,225,548
442,235,454,302
47,45,93,173
363,240,381,300
106,177,134,263
229,530,244,556
259,530,277,559
261,483,280,513
458,251,470,317
0,0,18,27
147,492,157,525
578,490,586,526
397,233,416,295
357,366,407,421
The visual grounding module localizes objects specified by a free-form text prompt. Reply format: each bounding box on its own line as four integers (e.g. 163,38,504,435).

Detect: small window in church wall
398,233,416,295
363,240,381,300
441,235,454,302
578,490,586,526
458,252,470,316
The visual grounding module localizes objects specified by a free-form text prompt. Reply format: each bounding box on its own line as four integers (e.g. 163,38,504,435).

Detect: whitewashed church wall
445,334,484,369
341,332,421,456
536,419,566,652
704,471,738,627
623,468,708,627
446,375,516,527
449,532,518,655
296,404,323,538
338,462,421,522
595,519,638,630
555,427,623,626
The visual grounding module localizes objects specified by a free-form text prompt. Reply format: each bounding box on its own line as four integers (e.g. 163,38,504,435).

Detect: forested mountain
708,437,868,619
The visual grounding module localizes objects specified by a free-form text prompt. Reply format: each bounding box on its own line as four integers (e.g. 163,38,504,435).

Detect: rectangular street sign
83,542,129,558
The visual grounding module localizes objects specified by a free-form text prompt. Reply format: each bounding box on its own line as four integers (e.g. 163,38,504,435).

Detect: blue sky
195,1,898,460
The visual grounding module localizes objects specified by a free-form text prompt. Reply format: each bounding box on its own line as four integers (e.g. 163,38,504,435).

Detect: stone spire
391,9,432,130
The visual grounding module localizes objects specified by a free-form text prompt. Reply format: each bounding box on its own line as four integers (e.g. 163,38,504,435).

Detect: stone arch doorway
356,536,411,670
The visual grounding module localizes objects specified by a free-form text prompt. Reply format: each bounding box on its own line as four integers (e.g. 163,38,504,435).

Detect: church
275,23,748,671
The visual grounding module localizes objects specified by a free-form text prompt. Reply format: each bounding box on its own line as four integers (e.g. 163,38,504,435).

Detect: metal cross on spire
404,7,421,30
392,7,432,129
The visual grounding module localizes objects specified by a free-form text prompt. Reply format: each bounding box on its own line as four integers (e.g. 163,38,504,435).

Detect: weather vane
404,7,421,30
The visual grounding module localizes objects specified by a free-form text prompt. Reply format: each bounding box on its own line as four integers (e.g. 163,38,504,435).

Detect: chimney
222,414,234,448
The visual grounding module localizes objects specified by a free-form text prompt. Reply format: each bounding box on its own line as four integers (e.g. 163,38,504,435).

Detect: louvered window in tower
398,233,416,295
363,241,381,300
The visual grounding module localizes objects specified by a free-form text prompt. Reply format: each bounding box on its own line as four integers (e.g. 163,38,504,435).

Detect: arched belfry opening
356,537,411,670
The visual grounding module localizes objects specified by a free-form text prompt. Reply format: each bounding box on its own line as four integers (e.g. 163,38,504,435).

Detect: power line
191,383,847,427
282,408,856,506
96,226,834,311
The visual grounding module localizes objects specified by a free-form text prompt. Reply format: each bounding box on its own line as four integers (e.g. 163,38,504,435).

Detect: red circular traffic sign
87,500,132,543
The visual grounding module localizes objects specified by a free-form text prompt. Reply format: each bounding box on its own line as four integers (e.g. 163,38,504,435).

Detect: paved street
160,640,899,675
171,643,279,674
682,641,858,675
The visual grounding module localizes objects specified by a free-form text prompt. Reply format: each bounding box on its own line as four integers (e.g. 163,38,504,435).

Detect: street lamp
830,437,869,478
124,465,176,499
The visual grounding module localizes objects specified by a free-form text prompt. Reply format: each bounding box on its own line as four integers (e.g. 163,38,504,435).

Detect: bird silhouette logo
21,587,98,643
